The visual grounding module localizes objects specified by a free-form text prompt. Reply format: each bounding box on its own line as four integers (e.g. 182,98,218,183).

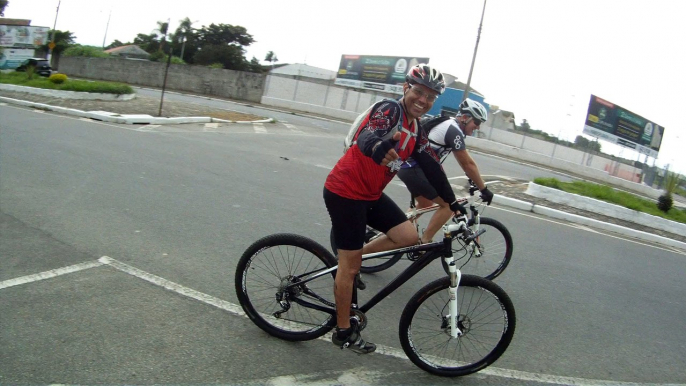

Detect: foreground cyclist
397,99,494,244
323,64,466,354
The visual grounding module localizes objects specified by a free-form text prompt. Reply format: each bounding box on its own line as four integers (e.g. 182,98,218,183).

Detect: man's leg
363,220,418,254
416,195,453,243
334,248,362,328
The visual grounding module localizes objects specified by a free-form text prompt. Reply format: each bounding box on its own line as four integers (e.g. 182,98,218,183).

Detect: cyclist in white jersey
397,98,494,244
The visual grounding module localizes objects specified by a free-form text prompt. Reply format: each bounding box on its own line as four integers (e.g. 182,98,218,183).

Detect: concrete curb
493,194,686,251
0,92,275,125
0,83,136,101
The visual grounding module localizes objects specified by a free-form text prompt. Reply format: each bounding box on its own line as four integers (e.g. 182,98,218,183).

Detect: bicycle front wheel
235,233,337,341
399,275,516,377
443,217,513,280
329,227,403,274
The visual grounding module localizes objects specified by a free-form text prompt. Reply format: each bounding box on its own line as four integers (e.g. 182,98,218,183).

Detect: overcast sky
5,0,685,174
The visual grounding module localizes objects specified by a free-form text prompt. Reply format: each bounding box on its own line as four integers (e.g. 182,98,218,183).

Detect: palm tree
265,51,278,70
154,20,170,53
174,17,195,61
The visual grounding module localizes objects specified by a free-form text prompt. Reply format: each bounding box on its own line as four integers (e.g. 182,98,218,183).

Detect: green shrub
63,45,110,58
149,51,165,62
0,71,133,94
657,193,673,213
26,65,36,80
49,73,68,84
209,62,223,69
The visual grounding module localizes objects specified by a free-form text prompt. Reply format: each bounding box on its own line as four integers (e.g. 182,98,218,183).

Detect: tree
134,33,161,53
105,40,125,50
574,135,601,153
40,30,76,55
248,56,263,73
0,0,8,17
40,30,76,67
192,23,255,71
194,44,248,70
518,119,531,132
264,51,278,68
172,17,198,63
154,20,170,53
195,23,254,47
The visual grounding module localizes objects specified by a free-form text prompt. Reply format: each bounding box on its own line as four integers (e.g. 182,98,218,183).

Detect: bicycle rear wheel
329,227,403,273
399,275,516,377
235,233,337,341
443,217,513,280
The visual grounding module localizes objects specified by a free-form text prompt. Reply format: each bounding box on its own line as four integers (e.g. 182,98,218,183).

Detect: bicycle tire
399,275,516,377
235,233,338,341
329,227,403,273
442,217,513,280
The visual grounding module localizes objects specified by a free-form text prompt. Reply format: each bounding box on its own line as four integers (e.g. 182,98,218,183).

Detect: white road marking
97,256,245,316
0,260,104,290
3,256,681,385
136,124,160,132
284,123,303,133
253,123,267,133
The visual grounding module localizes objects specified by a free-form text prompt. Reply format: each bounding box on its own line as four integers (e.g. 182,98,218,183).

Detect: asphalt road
1,102,685,385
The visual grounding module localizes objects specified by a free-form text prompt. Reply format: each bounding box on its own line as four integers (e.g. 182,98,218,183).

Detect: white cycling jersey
403,118,467,168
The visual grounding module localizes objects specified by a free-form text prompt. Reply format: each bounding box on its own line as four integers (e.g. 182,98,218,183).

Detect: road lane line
0,260,104,290
4,256,677,385
253,123,267,134
97,256,245,316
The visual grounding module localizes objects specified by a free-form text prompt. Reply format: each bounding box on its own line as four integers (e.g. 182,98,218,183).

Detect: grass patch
0,71,133,95
533,177,686,224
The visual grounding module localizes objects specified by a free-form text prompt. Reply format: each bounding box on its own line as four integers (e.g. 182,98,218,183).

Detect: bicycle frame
284,221,471,337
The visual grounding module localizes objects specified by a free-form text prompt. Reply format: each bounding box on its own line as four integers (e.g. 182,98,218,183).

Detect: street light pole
102,10,112,49
46,0,61,63
462,0,487,102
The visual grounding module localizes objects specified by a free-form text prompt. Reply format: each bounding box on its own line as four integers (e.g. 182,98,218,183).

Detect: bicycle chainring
351,309,368,331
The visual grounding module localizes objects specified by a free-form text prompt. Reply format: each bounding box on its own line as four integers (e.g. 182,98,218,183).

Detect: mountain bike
235,220,516,377
330,180,513,280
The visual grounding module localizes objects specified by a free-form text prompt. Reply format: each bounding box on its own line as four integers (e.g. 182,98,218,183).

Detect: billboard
0,25,50,47
0,48,35,70
583,94,664,158
334,54,429,94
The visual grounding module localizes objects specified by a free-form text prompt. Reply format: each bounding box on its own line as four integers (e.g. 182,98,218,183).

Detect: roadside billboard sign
583,94,664,158
334,54,429,94
0,48,35,70
0,25,50,47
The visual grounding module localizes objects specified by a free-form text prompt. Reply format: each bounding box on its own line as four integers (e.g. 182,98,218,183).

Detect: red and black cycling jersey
325,100,456,203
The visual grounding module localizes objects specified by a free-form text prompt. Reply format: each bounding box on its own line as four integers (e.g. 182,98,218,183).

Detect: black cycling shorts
396,167,439,201
324,188,407,251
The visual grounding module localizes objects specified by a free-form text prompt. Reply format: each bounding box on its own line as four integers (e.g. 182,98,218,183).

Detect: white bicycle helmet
457,99,488,122
405,64,446,95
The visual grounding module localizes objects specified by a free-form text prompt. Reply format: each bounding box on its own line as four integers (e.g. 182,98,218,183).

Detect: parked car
15,58,53,77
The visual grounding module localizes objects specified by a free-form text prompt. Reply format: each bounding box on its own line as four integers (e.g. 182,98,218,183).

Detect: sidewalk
2,86,684,252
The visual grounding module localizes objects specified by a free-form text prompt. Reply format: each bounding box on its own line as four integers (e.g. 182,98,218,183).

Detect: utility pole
102,10,112,49
462,0,487,102
158,18,172,117
46,0,61,63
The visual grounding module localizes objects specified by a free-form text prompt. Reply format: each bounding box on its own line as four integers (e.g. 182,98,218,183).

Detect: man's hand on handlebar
450,200,467,217
480,187,494,205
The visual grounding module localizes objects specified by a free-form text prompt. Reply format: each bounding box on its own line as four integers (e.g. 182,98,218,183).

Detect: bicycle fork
446,259,463,338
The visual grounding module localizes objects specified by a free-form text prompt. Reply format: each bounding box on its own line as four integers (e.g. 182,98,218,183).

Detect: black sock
336,326,353,339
